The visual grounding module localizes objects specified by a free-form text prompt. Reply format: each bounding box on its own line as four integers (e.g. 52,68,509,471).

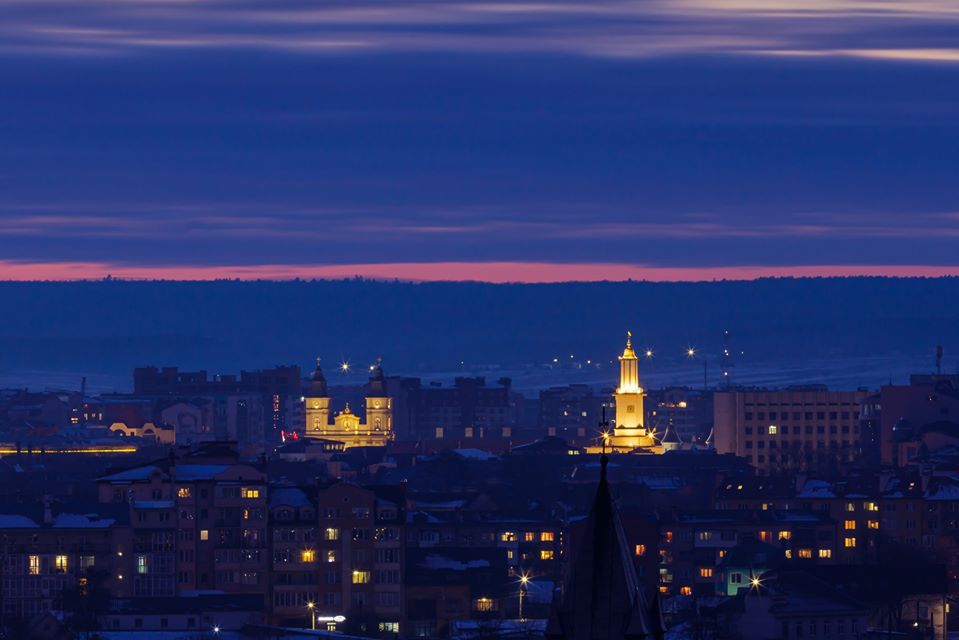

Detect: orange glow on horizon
2,260,959,283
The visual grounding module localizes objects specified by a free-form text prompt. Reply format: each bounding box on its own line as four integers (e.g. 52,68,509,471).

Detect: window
177,487,192,498
379,622,400,633
844,537,857,548
867,520,879,530
137,554,148,574
500,531,516,542
798,548,812,559
540,550,554,560
200,529,209,541
699,567,713,578
524,532,535,542
80,555,95,570
778,530,792,540
730,572,742,584
844,520,856,530
301,550,315,563
55,555,68,573
474,598,494,612
540,531,555,542
818,548,832,558
241,488,260,499
634,544,646,556
768,425,778,435
28,555,40,575
324,527,339,541
326,550,336,563
679,586,692,596
845,502,856,512
352,570,371,584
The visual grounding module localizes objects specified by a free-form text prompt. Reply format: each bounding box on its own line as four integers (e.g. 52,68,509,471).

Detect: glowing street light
212,626,220,636
339,361,351,373
307,601,315,630
518,573,531,621
686,347,696,358
645,349,653,359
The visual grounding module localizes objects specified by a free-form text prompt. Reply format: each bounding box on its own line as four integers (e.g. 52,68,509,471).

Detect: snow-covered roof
0,515,39,528
418,554,491,571
98,465,167,483
174,464,231,481
53,513,115,529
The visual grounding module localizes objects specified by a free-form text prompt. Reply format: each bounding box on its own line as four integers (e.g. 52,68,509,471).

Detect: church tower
614,332,645,434
304,357,331,436
603,331,660,452
365,357,392,439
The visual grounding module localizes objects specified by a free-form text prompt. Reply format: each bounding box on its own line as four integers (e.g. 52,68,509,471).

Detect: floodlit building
304,359,393,449
601,332,662,453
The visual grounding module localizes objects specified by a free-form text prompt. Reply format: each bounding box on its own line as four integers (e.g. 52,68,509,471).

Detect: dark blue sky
1,0,958,281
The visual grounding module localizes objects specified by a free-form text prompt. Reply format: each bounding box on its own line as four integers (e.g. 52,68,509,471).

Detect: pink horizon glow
2,261,959,283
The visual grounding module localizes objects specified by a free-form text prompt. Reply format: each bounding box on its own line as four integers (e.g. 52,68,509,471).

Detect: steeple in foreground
546,454,665,640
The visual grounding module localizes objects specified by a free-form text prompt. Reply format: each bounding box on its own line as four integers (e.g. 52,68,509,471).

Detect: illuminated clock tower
606,331,660,452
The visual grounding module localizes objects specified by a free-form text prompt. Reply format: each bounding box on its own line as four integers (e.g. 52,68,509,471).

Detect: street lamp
518,573,531,621
307,601,315,630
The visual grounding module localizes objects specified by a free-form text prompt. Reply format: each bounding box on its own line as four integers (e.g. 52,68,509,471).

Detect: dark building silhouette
547,454,665,640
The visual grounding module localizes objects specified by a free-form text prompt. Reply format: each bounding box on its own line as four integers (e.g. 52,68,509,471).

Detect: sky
1,0,959,282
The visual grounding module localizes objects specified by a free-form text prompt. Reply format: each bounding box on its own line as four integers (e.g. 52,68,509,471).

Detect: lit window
177,487,191,498
818,549,832,558
844,520,856,530
379,622,400,633
241,488,260,499
200,530,209,541
507,550,514,560
326,550,336,563
28,555,40,576
845,503,855,512
634,544,646,557
867,520,879,530
352,570,371,584
524,532,535,542
659,585,669,593
540,550,554,560
664,531,673,544
500,531,516,542
768,425,778,435
680,586,692,596
778,531,792,540
844,537,857,548
55,555,68,573
699,567,713,578
864,502,879,512
798,549,812,559
784,549,793,559
540,532,555,542
474,598,494,612
718,549,727,558
301,550,315,563
324,528,339,541
759,531,770,542
137,555,148,574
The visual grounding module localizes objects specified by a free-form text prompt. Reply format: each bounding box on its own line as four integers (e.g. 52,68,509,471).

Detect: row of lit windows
499,531,556,543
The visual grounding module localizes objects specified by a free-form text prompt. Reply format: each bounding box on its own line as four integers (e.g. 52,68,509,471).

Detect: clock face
374,401,381,409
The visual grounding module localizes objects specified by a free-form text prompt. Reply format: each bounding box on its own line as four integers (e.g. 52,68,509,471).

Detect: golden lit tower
305,357,331,435
365,357,392,437
605,331,659,451
614,331,645,432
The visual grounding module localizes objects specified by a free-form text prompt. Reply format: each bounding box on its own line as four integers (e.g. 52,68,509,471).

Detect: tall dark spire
546,453,663,640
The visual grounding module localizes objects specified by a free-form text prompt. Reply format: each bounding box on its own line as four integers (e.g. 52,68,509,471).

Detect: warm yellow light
687,347,696,357
750,577,761,588
307,602,315,609
645,349,653,358
520,575,529,585
340,361,350,373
